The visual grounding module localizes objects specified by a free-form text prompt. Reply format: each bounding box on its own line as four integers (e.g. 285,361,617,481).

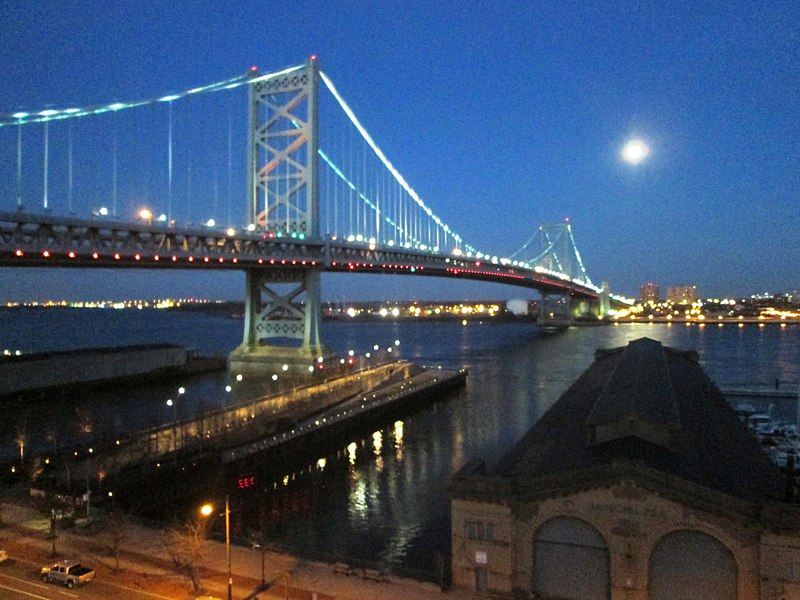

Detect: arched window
533,517,610,600
649,530,736,600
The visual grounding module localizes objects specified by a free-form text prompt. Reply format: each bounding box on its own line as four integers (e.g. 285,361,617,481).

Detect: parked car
40,559,95,588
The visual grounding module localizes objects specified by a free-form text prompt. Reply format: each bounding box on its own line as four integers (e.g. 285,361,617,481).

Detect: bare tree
97,510,129,572
163,518,209,593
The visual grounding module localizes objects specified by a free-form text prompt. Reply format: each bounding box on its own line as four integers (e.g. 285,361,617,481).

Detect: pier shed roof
489,337,786,503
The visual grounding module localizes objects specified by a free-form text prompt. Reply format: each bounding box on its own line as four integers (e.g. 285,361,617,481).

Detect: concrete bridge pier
229,267,335,375
538,293,572,328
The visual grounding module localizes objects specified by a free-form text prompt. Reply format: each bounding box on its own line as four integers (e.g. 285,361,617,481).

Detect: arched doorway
649,529,737,600
533,517,610,600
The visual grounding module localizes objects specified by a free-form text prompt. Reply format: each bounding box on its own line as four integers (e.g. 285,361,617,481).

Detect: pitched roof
490,337,786,502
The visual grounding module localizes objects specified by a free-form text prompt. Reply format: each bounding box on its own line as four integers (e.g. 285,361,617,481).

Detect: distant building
639,282,660,303
506,299,530,316
666,284,696,304
449,337,800,599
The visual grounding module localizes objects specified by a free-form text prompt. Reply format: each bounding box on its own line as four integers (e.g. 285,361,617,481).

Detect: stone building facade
450,338,800,599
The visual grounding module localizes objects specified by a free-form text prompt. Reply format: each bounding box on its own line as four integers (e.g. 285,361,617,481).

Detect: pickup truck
40,560,95,588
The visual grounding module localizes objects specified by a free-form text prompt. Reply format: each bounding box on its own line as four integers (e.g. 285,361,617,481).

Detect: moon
621,139,649,164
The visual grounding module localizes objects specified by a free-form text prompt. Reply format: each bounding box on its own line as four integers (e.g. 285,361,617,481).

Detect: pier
78,361,466,478
222,365,467,463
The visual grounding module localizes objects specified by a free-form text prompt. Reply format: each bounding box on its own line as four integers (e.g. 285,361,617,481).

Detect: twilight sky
1,1,798,302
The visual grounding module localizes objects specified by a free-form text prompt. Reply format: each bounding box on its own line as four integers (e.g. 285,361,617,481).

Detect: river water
1,308,798,579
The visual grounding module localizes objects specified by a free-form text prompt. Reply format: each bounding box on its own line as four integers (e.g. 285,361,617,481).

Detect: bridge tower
230,58,332,374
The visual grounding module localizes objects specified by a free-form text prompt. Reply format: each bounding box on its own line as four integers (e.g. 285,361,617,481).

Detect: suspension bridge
0,57,630,372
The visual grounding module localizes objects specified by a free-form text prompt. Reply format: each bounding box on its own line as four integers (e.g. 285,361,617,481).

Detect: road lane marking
98,580,176,600
0,573,51,590
0,573,77,598
0,581,51,599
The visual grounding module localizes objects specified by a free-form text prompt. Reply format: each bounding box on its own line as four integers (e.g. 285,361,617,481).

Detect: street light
200,496,231,600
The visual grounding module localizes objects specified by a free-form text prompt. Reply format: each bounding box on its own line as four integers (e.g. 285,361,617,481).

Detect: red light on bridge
310,54,318,61
114,253,121,260
249,65,258,72
188,256,194,262
92,252,99,259
258,258,263,264
219,257,224,263
135,254,141,260
232,258,238,264
14,250,23,257
171,256,178,262
203,257,210,263
154,255,160,261
68,251,76,259
42,250,51,258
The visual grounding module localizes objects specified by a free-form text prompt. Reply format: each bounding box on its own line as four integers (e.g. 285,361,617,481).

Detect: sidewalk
0,500,475,600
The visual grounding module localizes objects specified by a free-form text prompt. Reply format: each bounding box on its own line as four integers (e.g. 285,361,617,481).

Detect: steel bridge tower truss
247,60,319,236
233,60,327,371
511,220,593,286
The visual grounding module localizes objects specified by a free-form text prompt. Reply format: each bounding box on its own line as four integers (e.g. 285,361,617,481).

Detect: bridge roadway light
138,208,153,223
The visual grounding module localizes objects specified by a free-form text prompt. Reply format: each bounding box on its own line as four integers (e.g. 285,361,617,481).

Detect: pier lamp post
166,399,177,452
200,496,232,600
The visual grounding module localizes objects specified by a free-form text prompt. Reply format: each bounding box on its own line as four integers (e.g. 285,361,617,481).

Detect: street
0,555,178,600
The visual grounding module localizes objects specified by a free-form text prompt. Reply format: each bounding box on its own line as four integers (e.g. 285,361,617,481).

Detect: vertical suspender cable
349,128,353,235
43,121,49,210
333,142,338,238
362,141,366,237
68,122,73,213
189,165,194,222
285,135,289,232
212,169,217,224
168,102,173,223
112,114,118,216
227,107,232,225
16,123,23,210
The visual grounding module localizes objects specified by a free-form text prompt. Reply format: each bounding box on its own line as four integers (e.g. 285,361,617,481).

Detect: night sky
1,1,798,302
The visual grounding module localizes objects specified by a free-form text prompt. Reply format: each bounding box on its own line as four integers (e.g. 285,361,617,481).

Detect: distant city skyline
2,2,798,301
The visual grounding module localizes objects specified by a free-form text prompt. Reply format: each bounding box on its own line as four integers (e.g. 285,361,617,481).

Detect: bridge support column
230,267,334,375
230,58,334,374
538,293,572,328
600,281,611,315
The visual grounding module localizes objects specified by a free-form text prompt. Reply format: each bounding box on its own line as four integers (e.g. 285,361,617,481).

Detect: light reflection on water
1,308,798,578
